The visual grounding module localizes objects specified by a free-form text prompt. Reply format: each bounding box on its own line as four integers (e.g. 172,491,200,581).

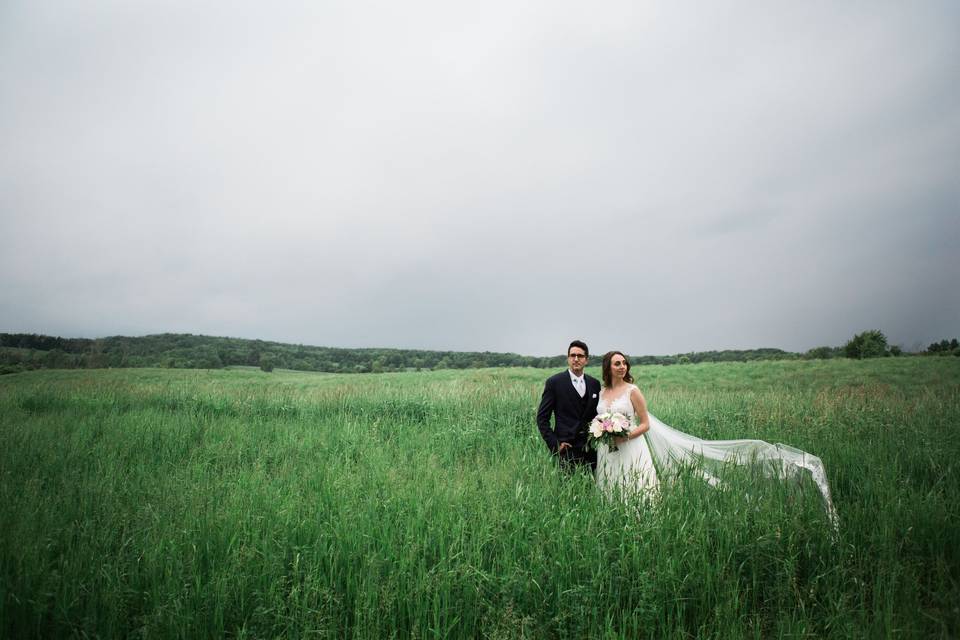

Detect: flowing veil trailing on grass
643,413,839,529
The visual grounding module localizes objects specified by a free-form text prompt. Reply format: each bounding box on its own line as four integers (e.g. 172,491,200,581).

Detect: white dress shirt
569,370,586,397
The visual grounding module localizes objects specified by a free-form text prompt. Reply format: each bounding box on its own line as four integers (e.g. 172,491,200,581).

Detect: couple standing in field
536,340,659,496
536,340,839,524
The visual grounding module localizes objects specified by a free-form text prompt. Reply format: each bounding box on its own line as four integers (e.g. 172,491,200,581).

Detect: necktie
575,377,584,397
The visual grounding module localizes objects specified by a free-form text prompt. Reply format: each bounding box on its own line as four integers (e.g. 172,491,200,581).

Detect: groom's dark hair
568,340,589,357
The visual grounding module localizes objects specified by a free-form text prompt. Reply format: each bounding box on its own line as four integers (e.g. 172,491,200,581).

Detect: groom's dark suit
537,371,601,471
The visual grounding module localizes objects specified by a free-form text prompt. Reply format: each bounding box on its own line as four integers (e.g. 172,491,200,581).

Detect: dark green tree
259,354,276,372
844,330,889,359
804,346,836,360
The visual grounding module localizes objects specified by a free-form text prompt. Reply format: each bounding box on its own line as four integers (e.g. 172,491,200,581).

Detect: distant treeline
0,333,562,374
0,332,798,375
1,331,952,375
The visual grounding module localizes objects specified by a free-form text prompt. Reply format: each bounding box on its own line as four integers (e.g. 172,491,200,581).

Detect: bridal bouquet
588,412,632,452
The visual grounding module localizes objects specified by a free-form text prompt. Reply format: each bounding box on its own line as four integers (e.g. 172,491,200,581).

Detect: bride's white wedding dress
595,384,839,528
596,384,660,497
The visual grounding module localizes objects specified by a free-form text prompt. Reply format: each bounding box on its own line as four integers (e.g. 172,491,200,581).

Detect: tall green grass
1,359,958,638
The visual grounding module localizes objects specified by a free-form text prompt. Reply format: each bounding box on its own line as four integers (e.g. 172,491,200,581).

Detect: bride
594,351,838,527
596,351,660,496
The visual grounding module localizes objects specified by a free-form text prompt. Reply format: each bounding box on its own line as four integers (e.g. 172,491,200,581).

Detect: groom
536,340,600,472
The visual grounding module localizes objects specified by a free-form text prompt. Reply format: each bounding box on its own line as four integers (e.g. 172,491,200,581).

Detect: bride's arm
628,387,650,438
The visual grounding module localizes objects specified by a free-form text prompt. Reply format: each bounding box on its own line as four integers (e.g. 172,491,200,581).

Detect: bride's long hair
601,351,634,387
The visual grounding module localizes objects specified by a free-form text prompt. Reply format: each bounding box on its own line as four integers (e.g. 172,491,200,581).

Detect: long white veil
644,413,839,529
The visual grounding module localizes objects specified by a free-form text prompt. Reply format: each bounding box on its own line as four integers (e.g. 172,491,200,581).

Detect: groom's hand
557,442,572,454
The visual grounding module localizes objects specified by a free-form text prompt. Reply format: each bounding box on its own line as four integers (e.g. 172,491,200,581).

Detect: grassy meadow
1,358,958,638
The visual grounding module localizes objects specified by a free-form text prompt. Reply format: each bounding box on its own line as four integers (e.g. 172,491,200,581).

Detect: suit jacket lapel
564,373,578,401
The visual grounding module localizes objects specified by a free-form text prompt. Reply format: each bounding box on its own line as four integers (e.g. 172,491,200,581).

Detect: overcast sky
1,1,958,356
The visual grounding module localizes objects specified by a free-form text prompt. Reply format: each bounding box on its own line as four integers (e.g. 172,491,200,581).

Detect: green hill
0,332,801,375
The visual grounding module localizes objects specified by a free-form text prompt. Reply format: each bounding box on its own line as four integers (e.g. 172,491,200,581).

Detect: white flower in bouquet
587,412,631,452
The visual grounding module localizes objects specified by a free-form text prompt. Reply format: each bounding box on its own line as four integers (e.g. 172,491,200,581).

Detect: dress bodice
597,384,636,420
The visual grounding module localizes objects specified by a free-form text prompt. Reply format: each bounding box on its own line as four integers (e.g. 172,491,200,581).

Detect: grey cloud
2,1,958,356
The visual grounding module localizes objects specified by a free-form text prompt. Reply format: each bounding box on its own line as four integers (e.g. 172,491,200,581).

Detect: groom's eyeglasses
568,353,587,359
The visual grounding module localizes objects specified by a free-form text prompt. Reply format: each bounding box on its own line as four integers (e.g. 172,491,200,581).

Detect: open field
2,358,958,638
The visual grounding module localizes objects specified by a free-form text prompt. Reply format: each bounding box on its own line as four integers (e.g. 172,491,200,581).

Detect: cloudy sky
2,1,958,356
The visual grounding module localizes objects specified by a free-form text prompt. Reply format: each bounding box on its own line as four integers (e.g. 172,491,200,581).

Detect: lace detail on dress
597,385,637,420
